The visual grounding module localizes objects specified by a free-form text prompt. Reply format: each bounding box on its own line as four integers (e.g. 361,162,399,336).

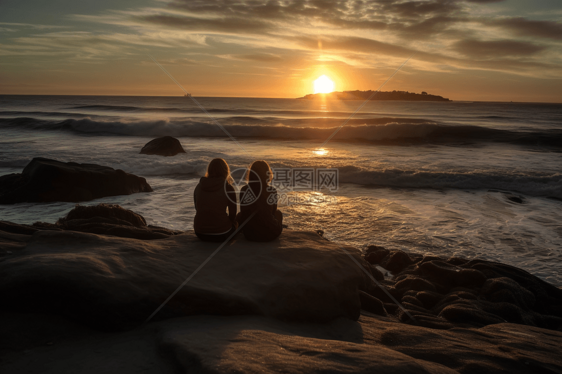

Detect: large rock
56,203,179,239
60,203,147,227
364,248,562,331
1,204,180,240
1,313,561,374
0,157,152,204
0,229,368,331
139,136,186,156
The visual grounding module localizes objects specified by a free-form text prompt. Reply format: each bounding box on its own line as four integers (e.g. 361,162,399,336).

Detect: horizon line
0,93,560,105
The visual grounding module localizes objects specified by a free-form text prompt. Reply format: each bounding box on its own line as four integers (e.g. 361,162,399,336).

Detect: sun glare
312,148,329,156
314,75,334,94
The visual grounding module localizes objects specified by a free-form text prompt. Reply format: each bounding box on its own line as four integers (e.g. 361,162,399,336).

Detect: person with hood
236,160,283,242
193,158,238,242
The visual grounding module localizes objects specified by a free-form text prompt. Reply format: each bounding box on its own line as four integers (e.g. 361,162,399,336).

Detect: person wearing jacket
193,158,238,242
236,160,283,242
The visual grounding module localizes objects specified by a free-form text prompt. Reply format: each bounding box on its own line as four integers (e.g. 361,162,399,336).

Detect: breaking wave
336,166,562,199
2,117,562,147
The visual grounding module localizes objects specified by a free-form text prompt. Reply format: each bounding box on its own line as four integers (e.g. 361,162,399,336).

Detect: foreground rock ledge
0,157,152,204
0,229,368,330
1,313,561,374
1,221,562,373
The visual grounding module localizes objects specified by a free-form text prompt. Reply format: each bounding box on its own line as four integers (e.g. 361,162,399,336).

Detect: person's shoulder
225,183,235,192
267,186,278,194
195,177,205,187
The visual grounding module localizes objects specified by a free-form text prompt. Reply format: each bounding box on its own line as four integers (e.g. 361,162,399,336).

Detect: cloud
134,14,272,34
0,31,205,59
139,57,198,66
464,0,505,3
454,39,546,58
0,22,66,30
488,17,562,40
295,36,412,59
395,15,463,39
2,0,561,80
291,34,558,76
235,53,284,62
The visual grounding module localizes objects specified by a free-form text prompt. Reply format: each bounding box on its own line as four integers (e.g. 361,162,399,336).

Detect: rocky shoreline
0,158,152,204
1,204,561,373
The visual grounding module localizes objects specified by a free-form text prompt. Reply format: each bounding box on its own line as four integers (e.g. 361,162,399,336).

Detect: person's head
205,158,233,184
247,160,273,186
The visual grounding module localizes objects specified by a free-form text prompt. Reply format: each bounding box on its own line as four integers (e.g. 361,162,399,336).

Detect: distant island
299,90,451,102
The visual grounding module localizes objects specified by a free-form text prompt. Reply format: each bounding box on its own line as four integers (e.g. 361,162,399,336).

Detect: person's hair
205,158,233,184
246,160,273,185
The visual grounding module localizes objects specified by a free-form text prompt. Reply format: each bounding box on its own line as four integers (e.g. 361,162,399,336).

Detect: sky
0,0,561,102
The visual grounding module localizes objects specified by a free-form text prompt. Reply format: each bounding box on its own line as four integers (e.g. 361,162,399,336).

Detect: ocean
1,95,561,285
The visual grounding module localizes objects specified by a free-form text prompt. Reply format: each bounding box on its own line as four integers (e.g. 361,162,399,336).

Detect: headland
299,90,451,101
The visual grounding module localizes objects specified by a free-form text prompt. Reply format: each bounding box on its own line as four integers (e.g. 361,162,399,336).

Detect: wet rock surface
1,204,180,240
363,246,562,331
2,313,561,374
0,227,367,331
1,207,562,373
0,157,152,204
139,136,186,156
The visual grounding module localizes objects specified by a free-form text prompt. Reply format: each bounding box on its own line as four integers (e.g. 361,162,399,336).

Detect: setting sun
313,75,335,94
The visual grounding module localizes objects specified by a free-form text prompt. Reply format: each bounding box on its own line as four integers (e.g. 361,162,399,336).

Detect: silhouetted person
194,158,238,242
237,160,283,241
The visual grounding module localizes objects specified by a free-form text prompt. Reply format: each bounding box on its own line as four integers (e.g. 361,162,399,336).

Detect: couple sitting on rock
193,158,284,242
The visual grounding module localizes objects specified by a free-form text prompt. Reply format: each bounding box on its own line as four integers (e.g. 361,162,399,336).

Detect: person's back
236,160,283,242
193,159,237,242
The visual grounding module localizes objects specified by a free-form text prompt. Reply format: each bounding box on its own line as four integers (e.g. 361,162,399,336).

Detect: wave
335,167,562,199
66,104,383,117
1,152,560,199
131,161,562,199
2,117,562,148
118,160,562,199
0,110,96,118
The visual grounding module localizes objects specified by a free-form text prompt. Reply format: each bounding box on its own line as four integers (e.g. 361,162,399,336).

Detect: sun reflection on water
312,148,329,156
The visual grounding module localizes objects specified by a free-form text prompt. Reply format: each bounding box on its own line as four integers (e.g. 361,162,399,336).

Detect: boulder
59,203,147,227
507,196,524,204
481,277,536,310
140,136,186,156
0,157,152,204
420,260,487,288
359,291,388,316
0,229,368,331
362,250,562,331
395,276,436,293
438,303,506,326
364,245,389,264
415,291,444,309
48,204,179,240
385,250,414,273
0,204,180,241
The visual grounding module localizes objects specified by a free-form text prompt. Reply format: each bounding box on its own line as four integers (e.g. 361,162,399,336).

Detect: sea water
1,95,561,285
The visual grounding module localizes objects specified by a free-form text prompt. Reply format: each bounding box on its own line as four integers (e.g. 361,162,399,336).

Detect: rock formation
1,305,561,373
0,158,152,204
1,207,562,373
0,227,368,331
26,204,181,240
362,246,562,331
140,136,186,156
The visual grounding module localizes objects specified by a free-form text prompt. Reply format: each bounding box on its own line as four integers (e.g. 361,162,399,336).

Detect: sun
314,75,334,94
